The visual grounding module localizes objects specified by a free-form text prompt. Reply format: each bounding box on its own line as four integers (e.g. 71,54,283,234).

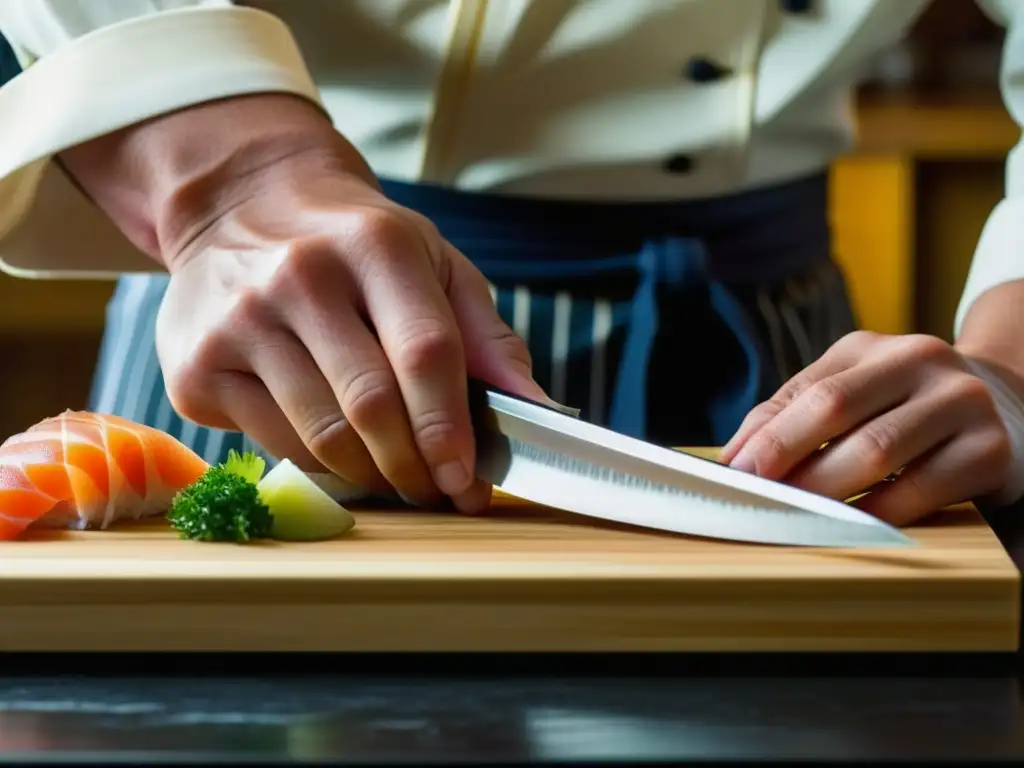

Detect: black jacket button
780,0,813,12
663,154,694,174
686,57,732,83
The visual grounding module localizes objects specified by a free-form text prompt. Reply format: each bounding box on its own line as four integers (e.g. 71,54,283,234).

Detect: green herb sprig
167,450,273,542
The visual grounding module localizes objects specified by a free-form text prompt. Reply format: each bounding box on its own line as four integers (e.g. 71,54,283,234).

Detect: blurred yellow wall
831,90,1015,340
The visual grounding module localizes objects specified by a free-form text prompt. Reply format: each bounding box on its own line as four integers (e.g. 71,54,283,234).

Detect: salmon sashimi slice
0,411,209,540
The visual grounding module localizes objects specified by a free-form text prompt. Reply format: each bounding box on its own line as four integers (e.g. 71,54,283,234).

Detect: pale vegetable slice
257,459,356,541
305,471,372,504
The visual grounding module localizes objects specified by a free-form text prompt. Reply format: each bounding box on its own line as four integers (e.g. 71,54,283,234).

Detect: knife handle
466,377,582,419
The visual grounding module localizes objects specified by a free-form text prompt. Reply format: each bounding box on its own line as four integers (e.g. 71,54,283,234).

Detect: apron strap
608,236,764,443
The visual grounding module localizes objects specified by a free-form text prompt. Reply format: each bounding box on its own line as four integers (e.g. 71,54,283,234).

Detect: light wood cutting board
0,448,1018,653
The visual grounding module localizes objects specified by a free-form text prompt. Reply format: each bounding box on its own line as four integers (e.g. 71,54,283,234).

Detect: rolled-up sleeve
955,0,1024,337
0,1,322,278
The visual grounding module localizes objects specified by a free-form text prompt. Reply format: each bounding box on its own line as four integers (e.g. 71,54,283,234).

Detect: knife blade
468,380,914,548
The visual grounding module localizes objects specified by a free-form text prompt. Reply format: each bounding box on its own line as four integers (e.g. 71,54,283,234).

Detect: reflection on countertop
0,676,1021,763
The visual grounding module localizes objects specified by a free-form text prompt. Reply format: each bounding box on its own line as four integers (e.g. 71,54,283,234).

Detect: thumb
444,246,553,404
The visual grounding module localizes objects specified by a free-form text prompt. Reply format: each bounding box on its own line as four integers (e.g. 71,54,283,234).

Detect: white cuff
954,196,1024,340
962,357,1024,506
0,6,322,279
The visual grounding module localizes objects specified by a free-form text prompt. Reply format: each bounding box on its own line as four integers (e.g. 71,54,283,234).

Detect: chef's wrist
958,354,1024,507
58,92,377,269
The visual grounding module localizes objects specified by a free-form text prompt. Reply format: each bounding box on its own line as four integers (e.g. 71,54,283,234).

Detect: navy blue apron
379,172,847,447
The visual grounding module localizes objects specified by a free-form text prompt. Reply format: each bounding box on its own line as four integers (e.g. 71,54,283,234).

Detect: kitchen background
0,0,1017,439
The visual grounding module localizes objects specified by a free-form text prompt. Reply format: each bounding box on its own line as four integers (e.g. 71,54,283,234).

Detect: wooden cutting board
0,448,1018,653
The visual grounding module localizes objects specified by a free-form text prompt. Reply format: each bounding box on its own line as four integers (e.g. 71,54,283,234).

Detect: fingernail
453,480,493,514
434,459,472,496
542,397,581,418
720,432,747,461
730,448,756,474
520,375,553,402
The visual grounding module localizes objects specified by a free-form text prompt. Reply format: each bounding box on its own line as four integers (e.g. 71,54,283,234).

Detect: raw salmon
0,411,209,540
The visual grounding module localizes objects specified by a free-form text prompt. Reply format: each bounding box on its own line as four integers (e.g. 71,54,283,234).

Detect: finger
729,358,917,480
445,245,551,403
245,330,397,498
854,428,1011,527
720,337,866,463
287,291,445,508
719,404,780,464
210,371,327,473
784,381,970,501
358,239,485,511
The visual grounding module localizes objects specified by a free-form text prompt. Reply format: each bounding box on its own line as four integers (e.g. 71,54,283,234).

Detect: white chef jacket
0,0,1020,340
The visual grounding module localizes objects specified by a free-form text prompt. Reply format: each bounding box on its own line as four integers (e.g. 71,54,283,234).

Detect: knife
466,379,914,548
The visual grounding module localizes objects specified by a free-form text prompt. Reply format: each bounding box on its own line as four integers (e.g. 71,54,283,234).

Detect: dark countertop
0,674,1021,765
3,500,1024,766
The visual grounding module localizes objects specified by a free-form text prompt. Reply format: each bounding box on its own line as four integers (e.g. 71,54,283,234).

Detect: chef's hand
719,331,1014,525
60,94,548,512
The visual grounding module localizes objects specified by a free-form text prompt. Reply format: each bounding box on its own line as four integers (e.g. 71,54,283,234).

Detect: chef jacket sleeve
0,1,322,277
955,0,1024,337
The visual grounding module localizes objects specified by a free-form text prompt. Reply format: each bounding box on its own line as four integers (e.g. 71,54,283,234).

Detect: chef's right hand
60,94,548,511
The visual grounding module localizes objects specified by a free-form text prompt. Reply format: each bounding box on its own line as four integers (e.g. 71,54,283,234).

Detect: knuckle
773,372,816,407
749,430,788,473
954,374,997,411
410,409,461,457
157,329,235,426
487,325,533,368
346,207,429,280
852,422,900,475
160,353,203,404
163,375,208,424
277,237,339,293
339,368,402,428
805,379,847,422
894,471,931,512
196,325,237,365
749,397,786,428
304,411,356,459
392,320,462,375
736,401,783,437
902,333,952,363
402,207,442,241
248,333,302,369
352,207,413,256
229,286,278,331
164,368,224,426
835,329,878,351
978,428,1012,476
753,399,784,420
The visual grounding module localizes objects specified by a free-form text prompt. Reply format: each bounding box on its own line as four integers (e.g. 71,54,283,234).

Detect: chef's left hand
719,331,1014,526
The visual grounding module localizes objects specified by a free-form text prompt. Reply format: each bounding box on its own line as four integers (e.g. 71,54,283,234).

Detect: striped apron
87,170,856,466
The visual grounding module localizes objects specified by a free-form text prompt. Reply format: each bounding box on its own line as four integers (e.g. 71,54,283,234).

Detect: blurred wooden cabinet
830,90,1017,340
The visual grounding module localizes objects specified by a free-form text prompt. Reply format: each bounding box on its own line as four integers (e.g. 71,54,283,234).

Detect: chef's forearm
955,279,1024,393
58,93,374,267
